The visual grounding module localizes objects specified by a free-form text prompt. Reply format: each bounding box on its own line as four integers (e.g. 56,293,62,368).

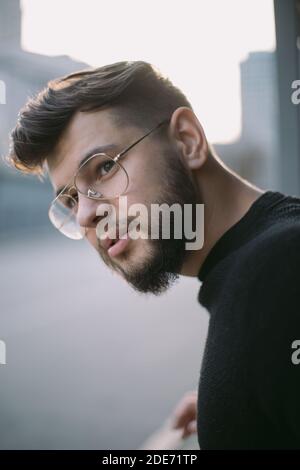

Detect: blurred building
0,0,88,236
215,51,279,190
274,0,300,196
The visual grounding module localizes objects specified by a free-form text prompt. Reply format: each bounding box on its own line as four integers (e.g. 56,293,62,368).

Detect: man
8,60,300,449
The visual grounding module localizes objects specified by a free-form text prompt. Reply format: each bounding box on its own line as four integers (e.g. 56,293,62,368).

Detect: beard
97,146,200,295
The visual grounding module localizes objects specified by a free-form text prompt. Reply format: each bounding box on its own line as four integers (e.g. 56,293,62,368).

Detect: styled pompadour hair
8,60,193,176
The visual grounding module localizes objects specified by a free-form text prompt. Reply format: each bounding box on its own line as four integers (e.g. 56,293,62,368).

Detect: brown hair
8,60,193,176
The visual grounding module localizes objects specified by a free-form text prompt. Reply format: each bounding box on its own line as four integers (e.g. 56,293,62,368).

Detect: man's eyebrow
54,143,118,197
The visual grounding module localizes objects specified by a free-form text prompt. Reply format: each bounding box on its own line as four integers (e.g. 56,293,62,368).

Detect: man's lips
107,232,130,257
100,236,115,251
100,233,130,256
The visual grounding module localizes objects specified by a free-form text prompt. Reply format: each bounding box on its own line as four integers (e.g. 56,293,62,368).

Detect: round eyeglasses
48,152,129,239
48,118,170,240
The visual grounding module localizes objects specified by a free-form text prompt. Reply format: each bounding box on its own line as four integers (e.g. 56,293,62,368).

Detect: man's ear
169,107,208,170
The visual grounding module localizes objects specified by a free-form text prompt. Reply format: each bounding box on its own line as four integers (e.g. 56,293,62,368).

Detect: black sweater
196,190,300,449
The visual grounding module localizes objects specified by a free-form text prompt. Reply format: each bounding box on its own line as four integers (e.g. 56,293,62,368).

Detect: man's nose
76,194,110,229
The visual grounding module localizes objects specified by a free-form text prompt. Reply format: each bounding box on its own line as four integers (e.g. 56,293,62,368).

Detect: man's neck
180,154,264,277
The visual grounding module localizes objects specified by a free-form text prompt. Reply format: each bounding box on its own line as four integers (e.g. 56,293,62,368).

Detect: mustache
95,214,151,241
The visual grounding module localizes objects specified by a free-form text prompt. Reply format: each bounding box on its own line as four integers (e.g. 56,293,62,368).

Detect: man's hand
170,390,198,439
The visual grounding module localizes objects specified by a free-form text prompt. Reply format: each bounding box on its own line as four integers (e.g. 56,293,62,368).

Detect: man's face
47,109,199,295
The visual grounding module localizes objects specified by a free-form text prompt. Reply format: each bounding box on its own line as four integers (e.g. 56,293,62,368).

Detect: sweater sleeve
247,232,300,447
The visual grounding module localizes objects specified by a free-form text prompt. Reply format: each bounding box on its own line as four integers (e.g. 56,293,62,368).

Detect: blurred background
0,0,299,449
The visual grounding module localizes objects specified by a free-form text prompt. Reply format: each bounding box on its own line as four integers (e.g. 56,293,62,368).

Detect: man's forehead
46,109,119,193
47,109,116,169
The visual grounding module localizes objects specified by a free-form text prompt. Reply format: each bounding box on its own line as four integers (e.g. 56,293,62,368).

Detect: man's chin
102,244,181,296
120,263,179,295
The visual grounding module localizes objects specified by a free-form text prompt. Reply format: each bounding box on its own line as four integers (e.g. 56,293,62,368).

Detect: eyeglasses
48,118,170,240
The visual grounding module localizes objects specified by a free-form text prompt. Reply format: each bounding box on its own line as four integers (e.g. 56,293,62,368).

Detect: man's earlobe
186,147,207,170
184,131,208,170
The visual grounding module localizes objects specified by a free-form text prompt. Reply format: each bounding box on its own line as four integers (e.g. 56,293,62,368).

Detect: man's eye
63,194,78,210
97,160,116,177
70,192,78,202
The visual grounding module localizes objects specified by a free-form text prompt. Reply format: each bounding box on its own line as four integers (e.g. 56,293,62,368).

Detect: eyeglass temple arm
114,119,170,162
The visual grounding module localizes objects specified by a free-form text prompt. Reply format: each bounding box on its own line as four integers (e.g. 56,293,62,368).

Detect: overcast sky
21,0,276,144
